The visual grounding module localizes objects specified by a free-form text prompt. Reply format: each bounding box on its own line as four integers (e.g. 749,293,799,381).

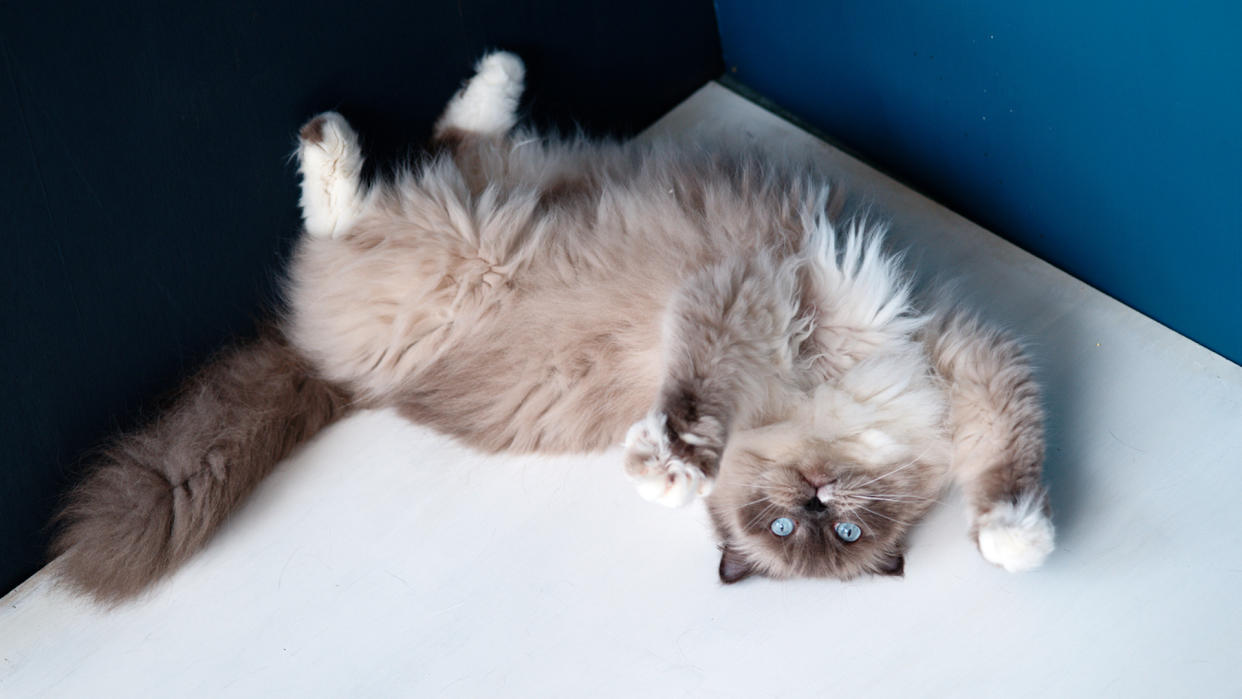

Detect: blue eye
835,522,861,542
770,517,795,537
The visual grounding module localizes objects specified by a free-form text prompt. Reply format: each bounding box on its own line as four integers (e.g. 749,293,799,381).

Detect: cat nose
803,472,833,488
803,497,828,514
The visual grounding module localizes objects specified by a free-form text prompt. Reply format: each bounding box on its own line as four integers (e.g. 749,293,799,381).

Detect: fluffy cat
52,52,1053,602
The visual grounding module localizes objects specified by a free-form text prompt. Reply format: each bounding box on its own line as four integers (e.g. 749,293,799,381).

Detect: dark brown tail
51,328,351,603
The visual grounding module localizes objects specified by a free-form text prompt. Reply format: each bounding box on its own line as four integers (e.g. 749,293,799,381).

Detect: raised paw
623,412,719,507
297,111,364,238
974,494,1055,572
437,51,525,136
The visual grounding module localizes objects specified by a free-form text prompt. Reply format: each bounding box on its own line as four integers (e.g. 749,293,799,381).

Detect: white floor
3,83,1241,698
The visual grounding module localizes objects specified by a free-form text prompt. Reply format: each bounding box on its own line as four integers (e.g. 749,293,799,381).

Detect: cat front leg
623,389,728,507
624,255,806,507
927,312,1055,572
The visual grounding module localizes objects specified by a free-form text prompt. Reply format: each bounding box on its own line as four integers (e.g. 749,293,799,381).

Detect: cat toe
975,496,1055,572
475,51,525,87
623,413,713,508
631,459,712,507
298,111,358,158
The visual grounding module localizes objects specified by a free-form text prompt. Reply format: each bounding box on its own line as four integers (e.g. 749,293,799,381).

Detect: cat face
706,427,942,583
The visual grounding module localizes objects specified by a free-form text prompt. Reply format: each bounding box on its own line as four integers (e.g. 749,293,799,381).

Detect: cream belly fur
47,54,1055,606
286,52,1054,578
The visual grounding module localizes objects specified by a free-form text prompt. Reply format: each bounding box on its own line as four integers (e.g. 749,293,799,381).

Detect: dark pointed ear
719,545,757,584
874,552,905,577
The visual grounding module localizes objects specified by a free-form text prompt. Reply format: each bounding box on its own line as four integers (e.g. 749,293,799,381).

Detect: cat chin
975,496,1055,572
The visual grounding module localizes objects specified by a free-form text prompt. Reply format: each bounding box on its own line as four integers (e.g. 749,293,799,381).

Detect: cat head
705,421,944,584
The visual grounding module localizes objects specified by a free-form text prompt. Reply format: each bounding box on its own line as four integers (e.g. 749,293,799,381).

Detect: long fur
52,51,1054,601
51,330,350,602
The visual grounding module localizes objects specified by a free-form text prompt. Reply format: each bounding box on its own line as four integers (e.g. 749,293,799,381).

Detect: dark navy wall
716,1,1241,364
1,0,721,596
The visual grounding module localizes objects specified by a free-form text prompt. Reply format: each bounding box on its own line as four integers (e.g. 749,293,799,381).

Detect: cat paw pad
975,496,1055,572
623,413,714,508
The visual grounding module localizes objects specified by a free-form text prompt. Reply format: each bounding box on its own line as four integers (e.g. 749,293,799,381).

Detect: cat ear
873,552,905,577
718,545,757,584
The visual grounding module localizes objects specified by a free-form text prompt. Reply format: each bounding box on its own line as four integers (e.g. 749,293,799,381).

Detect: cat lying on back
53,52,1054,602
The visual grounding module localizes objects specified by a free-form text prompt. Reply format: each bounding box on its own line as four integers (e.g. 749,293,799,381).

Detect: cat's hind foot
974,493,1055,572
623,412,719,508
297,111,365,239
436,51,525,137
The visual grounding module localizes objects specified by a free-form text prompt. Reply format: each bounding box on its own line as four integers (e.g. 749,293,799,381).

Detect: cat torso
284,52,1052,581
51,52,1053,603
286,137,828,453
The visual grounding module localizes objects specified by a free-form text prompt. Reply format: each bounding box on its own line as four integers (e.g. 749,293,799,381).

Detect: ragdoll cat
52,52,1054,602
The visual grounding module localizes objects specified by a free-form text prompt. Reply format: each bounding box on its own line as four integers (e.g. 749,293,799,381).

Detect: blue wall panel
717,1,1241,364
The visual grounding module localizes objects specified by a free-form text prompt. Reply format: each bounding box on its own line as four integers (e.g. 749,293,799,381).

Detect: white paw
623,413,714,508
438,51,525,135
975,496,1055,572
476,51,525,87
297,112,364,238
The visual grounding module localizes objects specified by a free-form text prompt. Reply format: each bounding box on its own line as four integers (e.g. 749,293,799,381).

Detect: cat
51,51,1054,602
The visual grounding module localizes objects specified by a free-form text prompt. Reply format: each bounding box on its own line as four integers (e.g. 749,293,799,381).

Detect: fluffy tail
50,328,351,603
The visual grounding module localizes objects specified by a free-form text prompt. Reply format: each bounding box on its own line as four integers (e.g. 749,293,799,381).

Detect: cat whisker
744,480,800,496
854,504,910,527
855,445,936,488
855,460,916,489
745,503,780,530
854,494,942,505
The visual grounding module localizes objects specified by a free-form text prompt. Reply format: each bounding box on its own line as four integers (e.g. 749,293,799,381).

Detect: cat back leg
433,51,526,193
434,51,525,140
928,312,1055,572
296,111,365,239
